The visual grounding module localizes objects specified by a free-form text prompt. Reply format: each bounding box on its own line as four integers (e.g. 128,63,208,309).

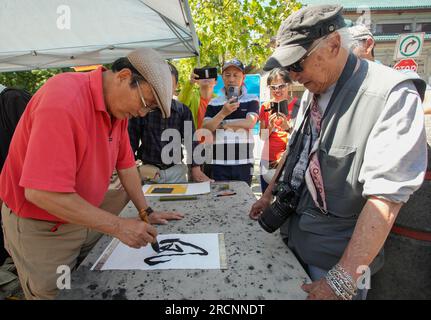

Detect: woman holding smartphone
259,68,298,193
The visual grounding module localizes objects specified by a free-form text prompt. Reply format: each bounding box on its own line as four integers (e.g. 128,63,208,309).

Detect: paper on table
91,233,226,271
142,181,210,197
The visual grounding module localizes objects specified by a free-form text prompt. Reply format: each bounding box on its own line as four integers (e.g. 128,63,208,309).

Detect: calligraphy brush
138,208,161,252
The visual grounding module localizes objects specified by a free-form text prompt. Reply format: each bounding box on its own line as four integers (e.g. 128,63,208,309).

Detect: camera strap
283,107,312,192
272,104,311,190
276,53,359,195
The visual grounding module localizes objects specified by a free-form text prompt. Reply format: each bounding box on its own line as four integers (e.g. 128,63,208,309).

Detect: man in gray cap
250,5,427,300
0,47,183,299
349,24,375,61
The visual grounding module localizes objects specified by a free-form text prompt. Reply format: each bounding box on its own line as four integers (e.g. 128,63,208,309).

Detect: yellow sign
146,184,188,195
71,65,102,72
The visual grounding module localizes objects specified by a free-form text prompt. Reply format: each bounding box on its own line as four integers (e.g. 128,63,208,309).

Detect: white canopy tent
0,0,200,72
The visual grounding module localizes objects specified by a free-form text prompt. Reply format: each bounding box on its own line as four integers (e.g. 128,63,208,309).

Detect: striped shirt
204,86,259,165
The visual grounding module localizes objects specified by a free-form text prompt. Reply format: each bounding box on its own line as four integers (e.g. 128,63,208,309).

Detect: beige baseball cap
127,48,172,118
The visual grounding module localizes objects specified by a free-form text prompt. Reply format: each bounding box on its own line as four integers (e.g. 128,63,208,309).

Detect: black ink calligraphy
144,238,208,266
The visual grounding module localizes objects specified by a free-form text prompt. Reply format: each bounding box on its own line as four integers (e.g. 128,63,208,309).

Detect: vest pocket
298,209,357,237
296,209,357,263
319,146,357,197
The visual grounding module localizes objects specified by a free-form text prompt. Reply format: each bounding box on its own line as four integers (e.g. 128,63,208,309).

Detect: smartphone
193,67,218,80
226,86,240,102
267,100,289,115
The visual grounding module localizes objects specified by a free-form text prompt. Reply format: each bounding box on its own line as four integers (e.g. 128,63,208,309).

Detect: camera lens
258,201,288,233
258,184,297,233
258,213,276,233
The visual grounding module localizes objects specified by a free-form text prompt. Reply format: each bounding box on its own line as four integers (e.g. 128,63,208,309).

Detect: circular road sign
399,35,422,57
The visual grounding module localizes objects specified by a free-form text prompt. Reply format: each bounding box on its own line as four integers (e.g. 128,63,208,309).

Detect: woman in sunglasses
259,68,299,193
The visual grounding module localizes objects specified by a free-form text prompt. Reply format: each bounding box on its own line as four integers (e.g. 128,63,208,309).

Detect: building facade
299,0,431,84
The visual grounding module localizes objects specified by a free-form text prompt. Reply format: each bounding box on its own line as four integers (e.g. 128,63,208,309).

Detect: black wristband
144,206,154,215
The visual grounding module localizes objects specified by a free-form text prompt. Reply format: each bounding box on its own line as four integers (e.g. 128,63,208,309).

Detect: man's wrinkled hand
191,166,214,182
301,279,339,300
249,196,271,220
148,211,184,225
116,218,157,249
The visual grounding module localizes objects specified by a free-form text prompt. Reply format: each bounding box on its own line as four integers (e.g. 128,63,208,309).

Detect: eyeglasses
268,83,288,91
351,39,367,50
135,81,157,114
285,36,328,73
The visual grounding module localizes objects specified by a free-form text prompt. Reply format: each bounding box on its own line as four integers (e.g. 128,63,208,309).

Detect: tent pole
139,0,198,57
182,0,200,66
159,15,196,55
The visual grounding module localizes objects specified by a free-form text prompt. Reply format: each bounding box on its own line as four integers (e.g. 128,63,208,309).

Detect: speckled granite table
57,181,310,300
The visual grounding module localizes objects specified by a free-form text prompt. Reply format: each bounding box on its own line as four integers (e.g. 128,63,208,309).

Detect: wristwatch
143,206,154,215
138,206,154,224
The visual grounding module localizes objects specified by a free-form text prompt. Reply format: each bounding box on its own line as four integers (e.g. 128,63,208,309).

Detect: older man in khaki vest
250,5,427,300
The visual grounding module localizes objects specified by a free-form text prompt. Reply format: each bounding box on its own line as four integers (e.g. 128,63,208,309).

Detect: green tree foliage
0,69,68,94
174,0,300,87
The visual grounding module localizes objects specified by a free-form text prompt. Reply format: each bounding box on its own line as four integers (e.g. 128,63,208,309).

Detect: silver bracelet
326,270,352,300
326,275,345,300
327,273,352,300
335,264,354,284
335,264,357,296
325,264,357,300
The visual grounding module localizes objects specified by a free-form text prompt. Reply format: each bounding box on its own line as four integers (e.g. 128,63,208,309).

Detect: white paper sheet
92,233,225,271
142,181,211,197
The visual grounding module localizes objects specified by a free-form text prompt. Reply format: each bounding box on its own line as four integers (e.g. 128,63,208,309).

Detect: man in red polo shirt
0,48,183,299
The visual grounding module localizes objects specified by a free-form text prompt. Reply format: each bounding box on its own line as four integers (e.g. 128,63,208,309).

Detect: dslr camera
258,182,299,233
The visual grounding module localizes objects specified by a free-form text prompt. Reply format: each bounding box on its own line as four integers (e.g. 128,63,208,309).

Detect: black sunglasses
285,36,328,73
285,59,305,73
